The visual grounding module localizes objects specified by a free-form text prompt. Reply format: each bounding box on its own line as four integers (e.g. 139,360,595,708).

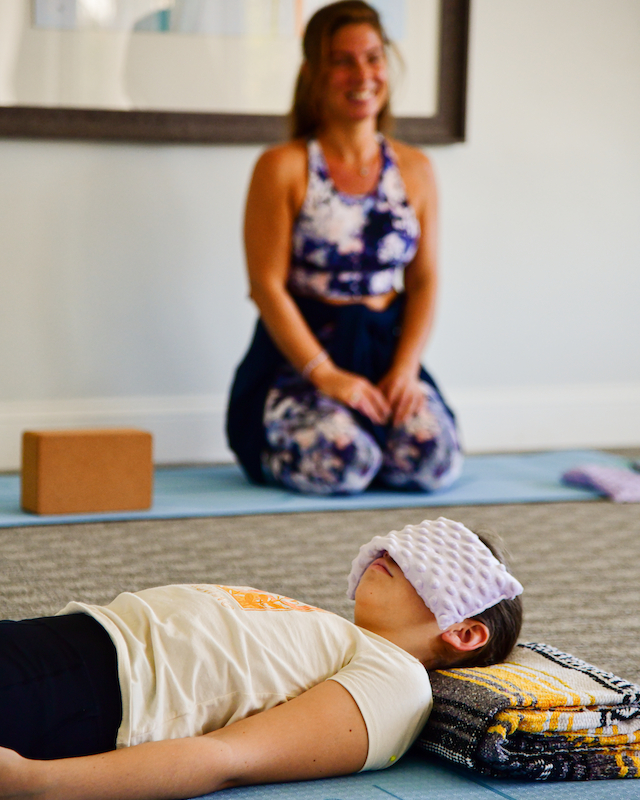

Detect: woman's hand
378,367,424,426
312,361,391,425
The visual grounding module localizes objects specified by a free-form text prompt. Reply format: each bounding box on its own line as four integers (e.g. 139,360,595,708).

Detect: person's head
349,518,523,670
290,1,393,138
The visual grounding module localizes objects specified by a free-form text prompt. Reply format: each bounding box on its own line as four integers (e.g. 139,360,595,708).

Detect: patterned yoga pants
262,373,463,495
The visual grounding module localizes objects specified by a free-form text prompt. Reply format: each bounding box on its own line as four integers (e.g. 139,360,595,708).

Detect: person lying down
0,517,523,800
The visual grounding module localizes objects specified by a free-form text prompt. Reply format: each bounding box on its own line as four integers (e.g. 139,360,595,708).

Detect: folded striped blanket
417,643,640,780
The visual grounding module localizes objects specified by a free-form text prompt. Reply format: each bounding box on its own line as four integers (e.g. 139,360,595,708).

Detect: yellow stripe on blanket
437,662,590,708
616,753,630,778
616,753,640,778
495,706,640,737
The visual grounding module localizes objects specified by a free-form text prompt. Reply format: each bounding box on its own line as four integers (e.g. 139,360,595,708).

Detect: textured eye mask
347,517,523,630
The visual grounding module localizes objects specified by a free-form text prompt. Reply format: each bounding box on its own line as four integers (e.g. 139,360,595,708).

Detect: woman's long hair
290,1,394,139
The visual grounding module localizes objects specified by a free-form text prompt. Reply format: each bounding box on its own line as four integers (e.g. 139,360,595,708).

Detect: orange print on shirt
218,586,324,612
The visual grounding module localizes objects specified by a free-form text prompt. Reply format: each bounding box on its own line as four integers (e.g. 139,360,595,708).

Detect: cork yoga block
21,429,153,515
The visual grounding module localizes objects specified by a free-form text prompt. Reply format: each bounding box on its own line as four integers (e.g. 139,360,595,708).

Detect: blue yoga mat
0,450,627,529
192,754,638,800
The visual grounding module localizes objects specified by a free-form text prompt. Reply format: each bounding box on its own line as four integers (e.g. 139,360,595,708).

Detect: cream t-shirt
59,584,432,771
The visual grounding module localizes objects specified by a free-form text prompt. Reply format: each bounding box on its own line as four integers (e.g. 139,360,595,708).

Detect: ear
441,620,490,653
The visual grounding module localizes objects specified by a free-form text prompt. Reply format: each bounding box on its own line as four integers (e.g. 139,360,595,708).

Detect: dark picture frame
0,0,469,145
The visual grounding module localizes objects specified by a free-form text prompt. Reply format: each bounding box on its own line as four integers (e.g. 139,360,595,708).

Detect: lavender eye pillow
347,517,523,630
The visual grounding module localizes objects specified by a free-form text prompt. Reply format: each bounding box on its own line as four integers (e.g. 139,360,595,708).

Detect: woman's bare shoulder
387,138,433,178
386,138,436,210
252,139,308,186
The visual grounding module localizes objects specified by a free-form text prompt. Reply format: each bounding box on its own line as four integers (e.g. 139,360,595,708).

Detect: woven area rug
0,449,629,528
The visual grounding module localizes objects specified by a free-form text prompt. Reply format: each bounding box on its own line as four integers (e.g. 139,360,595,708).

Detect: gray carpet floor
2,452,640,684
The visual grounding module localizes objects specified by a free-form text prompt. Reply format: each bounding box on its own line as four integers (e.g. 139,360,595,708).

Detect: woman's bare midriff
296,289,398,311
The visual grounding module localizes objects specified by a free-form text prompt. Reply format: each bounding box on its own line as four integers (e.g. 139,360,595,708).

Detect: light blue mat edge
0,450,629,529
193,754,638,800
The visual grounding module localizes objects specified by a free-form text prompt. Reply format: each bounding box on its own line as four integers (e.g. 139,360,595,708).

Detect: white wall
428,0,640,452
1,0,639,469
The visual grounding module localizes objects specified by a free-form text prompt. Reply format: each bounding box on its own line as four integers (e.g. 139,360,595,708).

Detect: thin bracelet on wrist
301,349,329,380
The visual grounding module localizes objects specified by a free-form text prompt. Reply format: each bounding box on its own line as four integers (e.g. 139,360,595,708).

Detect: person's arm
0,680,368,800
378,145,439,425
245,145,390,424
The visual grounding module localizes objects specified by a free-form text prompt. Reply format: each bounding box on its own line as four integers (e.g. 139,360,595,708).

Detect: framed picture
0,0,469,144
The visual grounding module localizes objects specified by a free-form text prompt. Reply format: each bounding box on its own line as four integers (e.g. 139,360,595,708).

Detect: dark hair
290,0,393,139
441,531,523,669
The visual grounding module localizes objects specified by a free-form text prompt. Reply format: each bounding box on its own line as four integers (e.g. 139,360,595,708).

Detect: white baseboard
0,395,233,472
449,382,640,453
1,383,639,471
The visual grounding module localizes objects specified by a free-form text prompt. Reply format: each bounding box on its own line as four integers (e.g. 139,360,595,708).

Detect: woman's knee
263,392,382,494
379,385,463,491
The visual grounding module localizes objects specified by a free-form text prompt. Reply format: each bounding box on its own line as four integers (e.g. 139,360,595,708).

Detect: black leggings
0,613,122,759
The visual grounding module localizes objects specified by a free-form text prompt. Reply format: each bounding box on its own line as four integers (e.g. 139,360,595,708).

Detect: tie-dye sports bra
288,136,420,300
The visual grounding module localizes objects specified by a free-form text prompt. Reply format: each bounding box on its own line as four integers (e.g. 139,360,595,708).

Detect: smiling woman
317,25,389,140
227,0,463,497
0,517,523,799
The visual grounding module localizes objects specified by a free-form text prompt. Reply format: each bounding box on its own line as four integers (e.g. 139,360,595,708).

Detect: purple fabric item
562,464,640,503
347,517,523,630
